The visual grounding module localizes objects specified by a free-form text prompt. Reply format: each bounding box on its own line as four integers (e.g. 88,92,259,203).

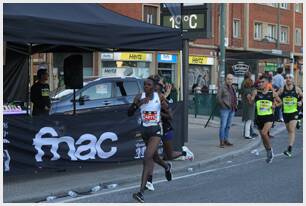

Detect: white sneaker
182,146,194,161
173,156,186,161
145,181,155,191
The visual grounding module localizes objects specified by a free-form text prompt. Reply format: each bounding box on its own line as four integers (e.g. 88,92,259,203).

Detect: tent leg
27,44,32,115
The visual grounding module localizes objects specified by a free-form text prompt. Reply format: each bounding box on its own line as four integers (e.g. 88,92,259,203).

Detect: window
295,4,302,12
82,83,112,100
295,28,302,46
115,81,140,97
233,19,240,38
280,3,288,9
143,5,158,24
267,24,277,41
254,23,263,40
271,3,278,7
280,26,289,43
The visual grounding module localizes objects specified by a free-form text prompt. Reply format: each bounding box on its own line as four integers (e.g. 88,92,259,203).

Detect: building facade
31,3,303,93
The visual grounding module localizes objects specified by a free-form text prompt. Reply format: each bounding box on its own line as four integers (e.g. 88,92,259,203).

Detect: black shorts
255,115,274,130
283,112,299,124
141,125,162,141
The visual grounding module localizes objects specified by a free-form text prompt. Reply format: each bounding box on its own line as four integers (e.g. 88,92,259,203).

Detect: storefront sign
115,52,152,62
101,53,114,60
158,54,177,63
232,62,249,75
102,67,117,76
189,56,214,65
264,63,277,72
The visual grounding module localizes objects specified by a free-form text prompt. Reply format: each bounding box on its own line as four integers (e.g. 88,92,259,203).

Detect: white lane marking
58,151,298,203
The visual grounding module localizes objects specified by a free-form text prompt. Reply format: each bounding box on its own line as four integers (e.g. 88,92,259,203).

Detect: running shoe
133,192,144,203
266,149,274,163
165,162,172,181
182,146,194,161
296,120,301,129
244,136,254,140
173,156,186,161
251,133,259,138
145,181,155,191
283,150,292,158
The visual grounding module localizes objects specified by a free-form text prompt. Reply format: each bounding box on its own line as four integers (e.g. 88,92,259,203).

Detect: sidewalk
4,115,268,203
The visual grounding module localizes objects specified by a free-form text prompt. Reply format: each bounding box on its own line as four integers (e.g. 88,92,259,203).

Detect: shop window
101,61,150,79
188,65,211,94
144,5,158,25
158,63,176,84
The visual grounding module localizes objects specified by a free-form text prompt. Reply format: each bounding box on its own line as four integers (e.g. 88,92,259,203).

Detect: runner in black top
278,74,303,157
249,75,282,163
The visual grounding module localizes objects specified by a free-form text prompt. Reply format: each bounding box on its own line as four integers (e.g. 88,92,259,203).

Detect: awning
226,50,290,60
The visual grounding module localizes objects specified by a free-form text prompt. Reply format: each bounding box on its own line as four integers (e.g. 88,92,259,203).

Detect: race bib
283,97,295,106
142,111,158,123
259,100,271,111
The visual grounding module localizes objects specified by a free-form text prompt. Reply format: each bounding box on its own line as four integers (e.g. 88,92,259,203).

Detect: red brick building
101,3,303,88
32,3,303,91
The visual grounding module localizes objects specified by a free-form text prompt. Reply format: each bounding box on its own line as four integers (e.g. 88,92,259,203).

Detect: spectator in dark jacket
30,69,50,116
217,74,237,148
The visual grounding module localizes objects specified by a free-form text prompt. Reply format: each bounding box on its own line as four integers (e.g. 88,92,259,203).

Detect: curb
14,138,260,203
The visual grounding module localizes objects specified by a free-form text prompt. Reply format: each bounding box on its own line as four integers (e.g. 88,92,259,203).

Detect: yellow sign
120,53,149,61
189,56,209,65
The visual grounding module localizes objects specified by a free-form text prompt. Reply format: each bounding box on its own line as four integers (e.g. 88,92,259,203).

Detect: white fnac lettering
33,127,118,162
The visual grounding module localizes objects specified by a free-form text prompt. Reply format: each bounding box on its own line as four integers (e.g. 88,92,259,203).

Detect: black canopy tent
3,4,187,172
4,3,182,103
4,3,182,51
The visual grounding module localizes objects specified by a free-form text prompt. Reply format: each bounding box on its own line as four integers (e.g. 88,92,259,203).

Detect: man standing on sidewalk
216,74,237,148
272,67,285,122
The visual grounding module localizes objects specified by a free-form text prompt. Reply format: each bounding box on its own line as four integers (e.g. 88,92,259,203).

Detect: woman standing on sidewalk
128,78,171,203
241,76,257,139
249,75,282,163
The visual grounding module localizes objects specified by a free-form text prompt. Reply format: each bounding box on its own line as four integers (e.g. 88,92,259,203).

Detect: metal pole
219,3,226,84
276,3,281,67
181,3,189,143
276,3,280,49
182,39,189,143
